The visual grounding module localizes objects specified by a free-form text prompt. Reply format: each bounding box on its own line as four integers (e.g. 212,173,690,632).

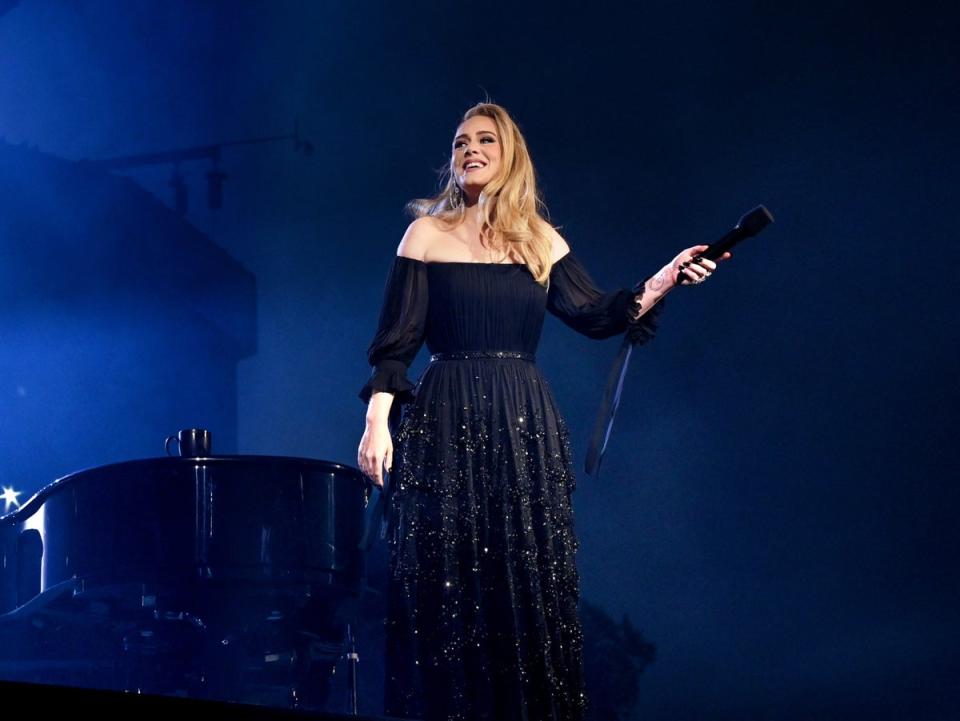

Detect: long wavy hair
407,103,555,285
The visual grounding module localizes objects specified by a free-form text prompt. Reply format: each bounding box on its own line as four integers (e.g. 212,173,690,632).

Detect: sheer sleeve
546,251,662,344
358,256,429,405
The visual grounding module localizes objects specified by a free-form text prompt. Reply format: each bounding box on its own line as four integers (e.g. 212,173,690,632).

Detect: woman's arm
549,227,729,325
357,220,434,486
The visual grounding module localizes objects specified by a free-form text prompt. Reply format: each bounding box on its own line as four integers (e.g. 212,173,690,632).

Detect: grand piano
0,455,368,711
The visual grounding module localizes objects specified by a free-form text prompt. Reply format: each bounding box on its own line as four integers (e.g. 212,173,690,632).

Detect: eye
480,136,496,144
453,140,466,149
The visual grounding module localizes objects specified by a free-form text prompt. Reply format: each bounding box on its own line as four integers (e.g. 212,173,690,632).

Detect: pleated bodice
424,263,546,356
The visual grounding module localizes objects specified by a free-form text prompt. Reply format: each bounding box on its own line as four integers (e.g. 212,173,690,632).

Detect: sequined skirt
385,354,586,721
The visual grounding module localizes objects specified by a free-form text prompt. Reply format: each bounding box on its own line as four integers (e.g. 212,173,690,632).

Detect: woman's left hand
670,244,732,287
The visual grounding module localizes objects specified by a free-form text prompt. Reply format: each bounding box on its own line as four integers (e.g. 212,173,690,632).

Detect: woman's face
451,115,502,195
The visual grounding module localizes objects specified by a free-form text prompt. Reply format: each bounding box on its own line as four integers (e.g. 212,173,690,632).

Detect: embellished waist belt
430,351,536,362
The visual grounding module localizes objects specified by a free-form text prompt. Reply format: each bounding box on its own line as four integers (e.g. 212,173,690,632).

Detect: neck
459,200,504,257
462,203,481,225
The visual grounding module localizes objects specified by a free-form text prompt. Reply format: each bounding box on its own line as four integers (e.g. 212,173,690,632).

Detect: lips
464,161,486,172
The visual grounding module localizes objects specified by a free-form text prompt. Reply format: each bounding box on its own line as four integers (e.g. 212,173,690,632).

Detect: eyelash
454,137,495,149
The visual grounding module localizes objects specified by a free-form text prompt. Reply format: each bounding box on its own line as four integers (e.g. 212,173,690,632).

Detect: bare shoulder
396,216,442,261
546,225,571,264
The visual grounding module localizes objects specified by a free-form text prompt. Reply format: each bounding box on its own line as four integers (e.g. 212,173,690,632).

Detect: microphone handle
677,227,746,283
698,226,746,262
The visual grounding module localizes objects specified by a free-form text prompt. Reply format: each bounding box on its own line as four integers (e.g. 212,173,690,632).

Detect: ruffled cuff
358,359,416,405
623,281,663,345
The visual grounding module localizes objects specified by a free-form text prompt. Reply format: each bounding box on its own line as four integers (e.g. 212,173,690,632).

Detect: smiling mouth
464,162,486,172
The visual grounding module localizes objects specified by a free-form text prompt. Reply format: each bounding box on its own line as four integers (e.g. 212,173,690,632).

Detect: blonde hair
407,102,555,285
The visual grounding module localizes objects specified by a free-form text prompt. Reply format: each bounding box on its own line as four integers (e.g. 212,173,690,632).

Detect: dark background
0,1,957,718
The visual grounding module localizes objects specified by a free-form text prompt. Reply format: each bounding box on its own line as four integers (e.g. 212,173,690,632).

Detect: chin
462,177,488,192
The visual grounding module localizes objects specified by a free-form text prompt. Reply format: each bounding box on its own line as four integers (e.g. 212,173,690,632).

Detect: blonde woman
358,103,726,721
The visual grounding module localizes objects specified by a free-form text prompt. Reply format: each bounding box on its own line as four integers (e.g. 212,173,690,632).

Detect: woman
358,103,726,721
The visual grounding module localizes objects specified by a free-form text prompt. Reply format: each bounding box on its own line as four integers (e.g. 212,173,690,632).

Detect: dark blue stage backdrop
0,1,957,719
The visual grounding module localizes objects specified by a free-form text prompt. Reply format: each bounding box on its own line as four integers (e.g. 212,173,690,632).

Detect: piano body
0,456,367,710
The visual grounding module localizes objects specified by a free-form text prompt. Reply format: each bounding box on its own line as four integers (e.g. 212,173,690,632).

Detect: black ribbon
584,335,633,477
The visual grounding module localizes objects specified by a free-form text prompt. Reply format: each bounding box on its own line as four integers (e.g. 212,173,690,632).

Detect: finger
363,451,379,476
686,263,709,279
384,448,393,473
697,258,717,271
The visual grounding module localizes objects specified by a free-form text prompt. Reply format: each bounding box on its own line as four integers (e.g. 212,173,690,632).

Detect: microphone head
737,205,774,236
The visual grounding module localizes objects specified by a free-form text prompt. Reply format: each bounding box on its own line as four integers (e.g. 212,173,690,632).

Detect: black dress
359,252,660,721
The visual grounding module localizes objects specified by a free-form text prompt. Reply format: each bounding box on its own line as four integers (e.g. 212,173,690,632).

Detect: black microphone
679,205,774,282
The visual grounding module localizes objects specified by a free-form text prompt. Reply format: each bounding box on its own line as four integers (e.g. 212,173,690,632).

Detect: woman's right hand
668,244,731,287
358,420,393,488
